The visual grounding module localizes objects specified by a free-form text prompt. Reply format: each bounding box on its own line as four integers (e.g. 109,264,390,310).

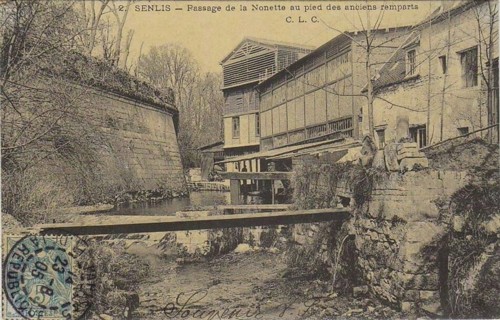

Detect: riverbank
135,250,405,319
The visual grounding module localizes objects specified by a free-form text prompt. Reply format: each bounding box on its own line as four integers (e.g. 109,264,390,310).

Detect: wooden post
249,160,253,191
230,179,241,205
271,180,275,204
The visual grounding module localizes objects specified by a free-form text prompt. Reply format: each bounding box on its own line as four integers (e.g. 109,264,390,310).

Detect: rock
360,136,377,167
403,289,419,301
267,247,279,254
400,157,429,172
384,144,400,171
397,149,426,161
349,308,364,314
419,290,439,301
420,300,442,315
403,273,439,290
372,150,386,170
482,214,500,234
234,243,253,253
453,215,465,232
353,285,369,297
396,142,418,152
401,301,414,313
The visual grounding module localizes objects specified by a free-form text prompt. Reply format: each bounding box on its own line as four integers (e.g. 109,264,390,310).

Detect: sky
123,1,442,73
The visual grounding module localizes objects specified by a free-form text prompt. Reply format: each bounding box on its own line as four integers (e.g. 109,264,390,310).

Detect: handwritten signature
151,289,337,319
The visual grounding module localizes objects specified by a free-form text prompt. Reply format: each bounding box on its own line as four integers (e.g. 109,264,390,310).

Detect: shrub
444,181,500,318
88,241,151,318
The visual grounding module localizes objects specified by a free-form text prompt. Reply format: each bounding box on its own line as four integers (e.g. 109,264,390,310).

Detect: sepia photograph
1,0,499,319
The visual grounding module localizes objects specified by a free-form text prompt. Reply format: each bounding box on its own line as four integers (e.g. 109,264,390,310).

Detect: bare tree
317,1,498,147
77,0,110,56
73,0,133,67
1,1,111,222
138,44,224,167
473,0,499,142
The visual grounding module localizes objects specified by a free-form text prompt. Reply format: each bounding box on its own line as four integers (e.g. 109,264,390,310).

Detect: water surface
109,191,230,216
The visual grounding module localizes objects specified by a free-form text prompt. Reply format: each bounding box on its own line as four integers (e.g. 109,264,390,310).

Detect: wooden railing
260,116,354,150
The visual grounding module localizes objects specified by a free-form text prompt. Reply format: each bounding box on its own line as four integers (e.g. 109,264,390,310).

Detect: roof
370,0,477,92
220,37,314,65
415,1,472,28
42,51,177,113
257,26,412,89
198,141,224,152
369,32,420,92
216,138,358,164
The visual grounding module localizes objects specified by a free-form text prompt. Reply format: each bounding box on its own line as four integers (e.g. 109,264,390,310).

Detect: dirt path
135,251,404,319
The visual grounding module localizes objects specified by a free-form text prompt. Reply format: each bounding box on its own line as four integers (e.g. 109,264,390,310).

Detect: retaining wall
350,170,468,314
291,154,469,315
64,84,187,197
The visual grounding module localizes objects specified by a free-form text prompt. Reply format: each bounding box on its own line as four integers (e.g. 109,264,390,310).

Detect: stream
107,191,230,216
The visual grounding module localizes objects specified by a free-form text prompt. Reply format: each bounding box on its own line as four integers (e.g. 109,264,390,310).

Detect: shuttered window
460,47,478,88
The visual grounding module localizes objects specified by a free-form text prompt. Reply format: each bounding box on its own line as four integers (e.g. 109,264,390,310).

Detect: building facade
257,28,410,152
369,0,499,148
220,38,313,172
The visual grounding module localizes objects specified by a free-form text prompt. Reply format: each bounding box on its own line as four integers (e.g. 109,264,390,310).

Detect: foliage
293,162,349,210
293,160,384,210
449,182,499,236
138,44,224,168
88,241,150,317
46,51,175,109
289,160,384,292
1,1,112,223
284,222,361,292
441,181,499,318
1,1,184,224
259,228,279,248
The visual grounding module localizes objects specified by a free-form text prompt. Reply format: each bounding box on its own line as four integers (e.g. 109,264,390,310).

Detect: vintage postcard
1,0,499,319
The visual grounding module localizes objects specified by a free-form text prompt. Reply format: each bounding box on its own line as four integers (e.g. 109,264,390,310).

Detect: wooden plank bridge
35,208,350,236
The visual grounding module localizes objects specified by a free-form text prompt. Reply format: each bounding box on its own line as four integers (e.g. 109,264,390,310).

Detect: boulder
384,144,399,171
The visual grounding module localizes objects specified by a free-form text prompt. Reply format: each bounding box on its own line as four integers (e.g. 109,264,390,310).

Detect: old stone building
369,0,499,148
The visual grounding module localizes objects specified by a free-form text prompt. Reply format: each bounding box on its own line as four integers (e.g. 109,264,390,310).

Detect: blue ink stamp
3,232,96,320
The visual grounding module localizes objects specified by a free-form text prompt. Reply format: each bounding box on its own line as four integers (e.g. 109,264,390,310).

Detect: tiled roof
370,0,474,92
371,32,420,92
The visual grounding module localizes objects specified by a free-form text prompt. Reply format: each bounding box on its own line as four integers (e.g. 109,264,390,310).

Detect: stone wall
290,154,470,315
350,171,468,315
81,84,186,195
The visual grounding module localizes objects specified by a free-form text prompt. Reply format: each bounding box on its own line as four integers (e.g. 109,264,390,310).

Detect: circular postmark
3,231,96,320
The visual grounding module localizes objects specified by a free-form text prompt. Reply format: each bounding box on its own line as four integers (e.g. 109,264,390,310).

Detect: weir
34,208,350,235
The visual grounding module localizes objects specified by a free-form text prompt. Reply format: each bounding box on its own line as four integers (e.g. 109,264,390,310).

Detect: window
376,129,386,149
232,117,240,138
410,126,427,149
235,96,243,108
255,113,260,137
458,127,469,136
406,49,417,76
460,47,478,87
439,55,447,74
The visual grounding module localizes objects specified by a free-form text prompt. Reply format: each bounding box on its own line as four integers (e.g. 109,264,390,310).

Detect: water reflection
109,191,230,216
